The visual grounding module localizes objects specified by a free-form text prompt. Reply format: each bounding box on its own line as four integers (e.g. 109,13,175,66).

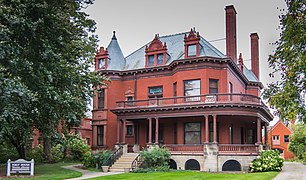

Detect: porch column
213,114,217,143
116,119,120,144
205,115,209,143
264,123,268,145
257,118,262,144
148,118,152,144
122,119,126,144
155,117,159,144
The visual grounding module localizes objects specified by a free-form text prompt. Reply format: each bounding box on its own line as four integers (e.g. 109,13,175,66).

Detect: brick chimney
225,5,237,63
238,53,244,72
250,33,259,79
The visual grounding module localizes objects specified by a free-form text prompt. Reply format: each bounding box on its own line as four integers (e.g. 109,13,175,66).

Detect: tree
0,0,105,160
263,0,306,123
288,124,306,161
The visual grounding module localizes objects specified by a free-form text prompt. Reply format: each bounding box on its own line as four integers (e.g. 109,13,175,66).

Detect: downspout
133,73,137,100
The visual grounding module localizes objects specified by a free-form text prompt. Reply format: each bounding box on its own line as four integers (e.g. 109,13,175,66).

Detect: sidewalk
63,164,123,180
274,162,306,180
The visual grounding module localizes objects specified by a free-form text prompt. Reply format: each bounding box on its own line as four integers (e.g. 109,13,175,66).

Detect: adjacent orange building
267,121,294,160
91,5,274,171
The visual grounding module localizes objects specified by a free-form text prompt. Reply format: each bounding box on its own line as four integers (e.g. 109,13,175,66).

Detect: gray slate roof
107,32,125,70
105,31,258,82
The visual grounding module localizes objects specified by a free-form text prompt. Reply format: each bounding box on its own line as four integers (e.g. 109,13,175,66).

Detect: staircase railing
105,145,123,166
131,154,142,170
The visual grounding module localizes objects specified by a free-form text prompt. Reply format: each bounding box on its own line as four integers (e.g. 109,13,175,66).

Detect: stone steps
109,153,139,172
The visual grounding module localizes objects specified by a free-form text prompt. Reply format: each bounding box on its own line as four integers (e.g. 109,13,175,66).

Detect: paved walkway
63,164,123,180
274,162,306,180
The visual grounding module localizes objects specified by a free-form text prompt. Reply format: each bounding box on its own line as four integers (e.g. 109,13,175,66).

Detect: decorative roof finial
112,31,117,40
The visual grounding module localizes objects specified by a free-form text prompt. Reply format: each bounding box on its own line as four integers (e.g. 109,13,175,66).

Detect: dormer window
157,54,164,65
99,58,106,69
184,28,200,58
145,34,168,67
148,55,154,67
187,44,196,57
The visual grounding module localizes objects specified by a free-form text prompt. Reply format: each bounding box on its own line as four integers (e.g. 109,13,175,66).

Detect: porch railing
116,93,262,109
163,144,204,153
131,154,143,170
219,144,259,154
105,145,123,166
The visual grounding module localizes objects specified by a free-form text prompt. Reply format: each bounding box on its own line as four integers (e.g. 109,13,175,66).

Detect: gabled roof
268,120,293,134
124,32,226,70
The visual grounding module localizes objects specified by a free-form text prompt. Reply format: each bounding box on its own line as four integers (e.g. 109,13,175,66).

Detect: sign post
6,159,34,176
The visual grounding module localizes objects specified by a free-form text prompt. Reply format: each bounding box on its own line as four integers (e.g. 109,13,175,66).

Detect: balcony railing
163,144,204,154
116,93,262,109
219,144,259,155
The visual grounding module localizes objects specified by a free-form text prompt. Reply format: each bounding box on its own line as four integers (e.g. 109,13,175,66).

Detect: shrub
95,150,112,169
26,144,44,163
82,150,112,169
140,146,170,169
0,143,19,163
288,124,306,160
50,144,64,163
64,134,91,160
249,150,284,172
82,152,95,168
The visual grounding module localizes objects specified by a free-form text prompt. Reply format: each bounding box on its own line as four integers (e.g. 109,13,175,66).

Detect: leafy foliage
50,144,64,163
263,0,306,122
82,150,112,169
249,150,284,172
64,134,91,160
288,124,306,162
26,144,45,163
0,0,106,160
0,142,19,163
140,146,170,169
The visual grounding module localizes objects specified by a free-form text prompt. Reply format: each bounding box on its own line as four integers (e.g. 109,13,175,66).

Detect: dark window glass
229,124,233,144
184,123,201,144
97,125,104,146
127,96,133,101
209,121,219,142
98,89,105,109
184,80,200,101
148,55,154,66
148,86,163,98
127,125,133,136
188,44,196,57
99,58,105,69
284,135,290,143
157,54,164,65
209,79,218,94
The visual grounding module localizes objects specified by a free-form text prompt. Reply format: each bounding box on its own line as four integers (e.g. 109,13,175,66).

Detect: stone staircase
109,153,139,172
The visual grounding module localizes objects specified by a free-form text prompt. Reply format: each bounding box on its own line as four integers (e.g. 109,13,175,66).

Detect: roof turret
107,31,125,70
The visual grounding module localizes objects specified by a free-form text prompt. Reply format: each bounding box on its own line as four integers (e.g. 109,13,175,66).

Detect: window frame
187,44,197,57
97,125,104,146
284,135,290,143
98,58,106,69
157,53,164,65
184,79,201,102
148,55,154,67
184,122,201,144
98,89,105,109
209,79,219,94
148,86,163,98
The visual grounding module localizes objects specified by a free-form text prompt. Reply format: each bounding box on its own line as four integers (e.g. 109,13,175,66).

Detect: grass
89,171,279,180
0,162,82,180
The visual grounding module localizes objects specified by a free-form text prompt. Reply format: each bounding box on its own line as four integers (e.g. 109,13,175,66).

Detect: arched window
185,159,200,170
222,160,241,171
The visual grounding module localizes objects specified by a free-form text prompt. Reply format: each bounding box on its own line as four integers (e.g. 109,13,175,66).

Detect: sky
84,0,287,124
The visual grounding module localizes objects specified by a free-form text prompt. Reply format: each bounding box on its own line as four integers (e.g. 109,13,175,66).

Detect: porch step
109,153,139,172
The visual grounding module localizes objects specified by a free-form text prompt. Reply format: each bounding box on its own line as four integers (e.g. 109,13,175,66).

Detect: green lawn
0,162,82,180
89,171,279,180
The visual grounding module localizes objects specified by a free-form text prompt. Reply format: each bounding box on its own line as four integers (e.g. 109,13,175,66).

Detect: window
229,124,233,144
209,79,218,94
148,55,154,67
98,89,105,109
184,123,201,144
157,54,164,65
98,58,106,69
97,125,104,146
127,125,133,136
184,79,200,101
187,44,196,57
284,135,289,143
173,82,177,103
148,86,163,98
127,96,133,101
272,135,280,140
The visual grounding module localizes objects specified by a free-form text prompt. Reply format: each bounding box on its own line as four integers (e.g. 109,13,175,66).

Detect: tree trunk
43,136,51,162
16,145,26,159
